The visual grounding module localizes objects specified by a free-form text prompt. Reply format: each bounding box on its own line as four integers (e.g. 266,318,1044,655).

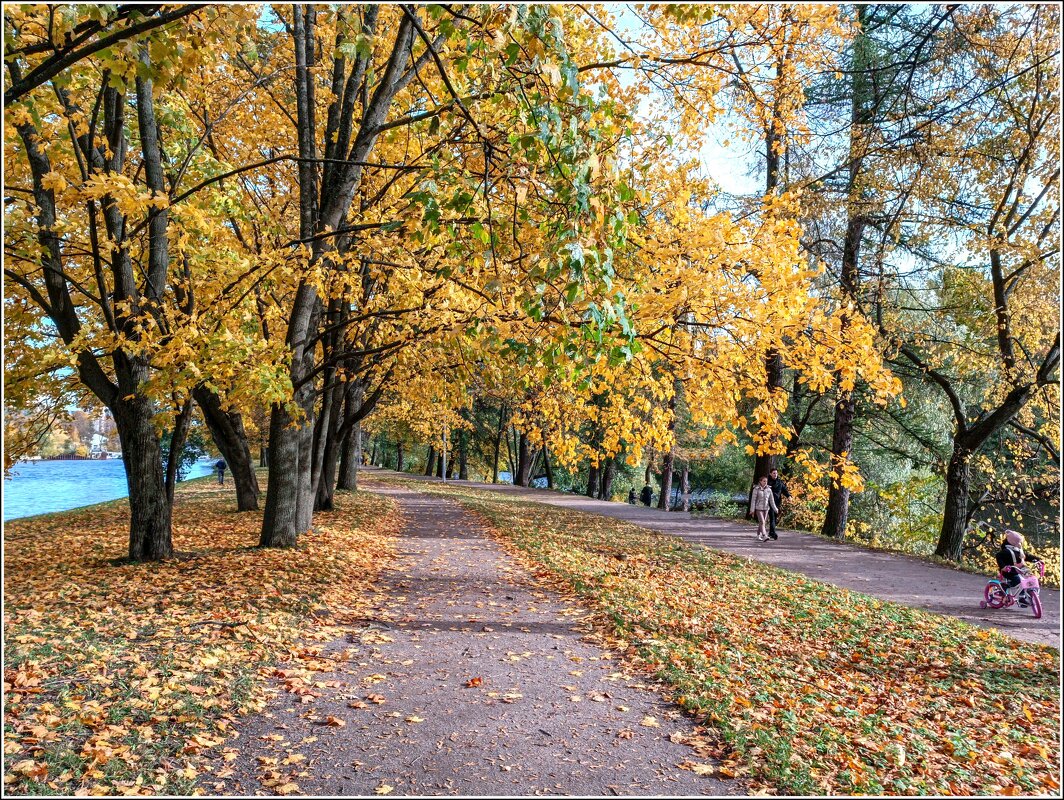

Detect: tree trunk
644,451,653,485
822,6,872,539
114,394,173,560
516,432,533,486
586,462,599,498
164,401,193,507
493,405,506,483
294,416,315,534
542,446,554,489
436,447,444,478
336,421,360,490
313,376,345,512
657,451,675,511
458,431,468,480
599,457,617,500
396,441,404,472
752,56,787,488
505,426,517,482
259,403,302,548
193,386,260,511
680,463,690,512
936,445,972,561
425,446,436,476
821,391,857,539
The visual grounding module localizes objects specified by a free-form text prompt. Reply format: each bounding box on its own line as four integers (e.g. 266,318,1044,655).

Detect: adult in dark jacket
639,484,653,507
767,468,790,540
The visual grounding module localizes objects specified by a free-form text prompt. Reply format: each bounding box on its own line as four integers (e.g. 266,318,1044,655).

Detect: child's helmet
1005,529,1023,546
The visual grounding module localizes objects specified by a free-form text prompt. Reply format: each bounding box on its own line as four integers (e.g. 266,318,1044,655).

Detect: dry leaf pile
3,479,398,795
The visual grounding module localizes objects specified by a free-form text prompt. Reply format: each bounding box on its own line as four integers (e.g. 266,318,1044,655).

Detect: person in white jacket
748,475,779,542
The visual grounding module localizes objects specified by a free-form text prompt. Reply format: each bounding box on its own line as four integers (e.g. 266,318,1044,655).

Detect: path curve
210,484,738,796
379,470,1060,650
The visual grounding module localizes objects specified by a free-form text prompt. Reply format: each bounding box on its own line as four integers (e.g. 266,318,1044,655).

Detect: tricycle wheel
1031,591,1042,620
984,582,1007,609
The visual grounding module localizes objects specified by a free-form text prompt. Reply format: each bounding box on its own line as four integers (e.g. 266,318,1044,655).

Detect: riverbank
2,476,400,795
2,458,215,522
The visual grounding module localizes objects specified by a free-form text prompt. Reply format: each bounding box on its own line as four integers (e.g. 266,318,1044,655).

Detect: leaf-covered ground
387,478,1061,796
3,478,398,795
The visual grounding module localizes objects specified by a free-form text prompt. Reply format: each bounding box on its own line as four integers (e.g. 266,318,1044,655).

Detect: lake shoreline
2,458,215,522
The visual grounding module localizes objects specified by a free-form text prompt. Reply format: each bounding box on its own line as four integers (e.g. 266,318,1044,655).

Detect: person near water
214,459,226,485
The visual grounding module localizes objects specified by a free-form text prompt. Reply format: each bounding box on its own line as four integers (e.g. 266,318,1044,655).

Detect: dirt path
210,485,737,796
382,471,1060,650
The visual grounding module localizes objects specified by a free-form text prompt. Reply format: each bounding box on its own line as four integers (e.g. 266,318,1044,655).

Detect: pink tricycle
980,560,1045,619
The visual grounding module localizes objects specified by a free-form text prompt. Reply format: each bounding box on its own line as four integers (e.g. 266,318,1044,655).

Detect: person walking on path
767,467,790,540
214,459,226,485
628,487,638,505
639,483,654,507
748,475,778,542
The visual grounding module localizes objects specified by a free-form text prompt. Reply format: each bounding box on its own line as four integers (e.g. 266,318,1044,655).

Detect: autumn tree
4,5,261,559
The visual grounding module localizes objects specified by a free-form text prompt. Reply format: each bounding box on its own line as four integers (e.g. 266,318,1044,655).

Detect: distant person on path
628,487,637,505
996,529,1041,607
748,476,778,542
767,468,790,540
639,483,653,507
214,459,226,485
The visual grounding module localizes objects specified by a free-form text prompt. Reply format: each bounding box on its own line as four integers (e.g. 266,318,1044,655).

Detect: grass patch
381,476,1060,796
3,477,399,795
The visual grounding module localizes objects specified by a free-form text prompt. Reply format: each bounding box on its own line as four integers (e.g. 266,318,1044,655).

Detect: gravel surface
208,485,738,796
383,470,1060,650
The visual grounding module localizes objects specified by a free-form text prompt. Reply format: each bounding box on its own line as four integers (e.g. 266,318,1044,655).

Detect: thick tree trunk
114,395,173,560
657,451,675,511
337,422,360,491
294,417,315,534
260,404,302,548
194,386,260,511
586,462,599,498
516,432,533,486
599,457,617,501
458,431,468,480
313,376,344,512
425,446,436,476
164,401,193,507
936,445,972,561
396,441,404,472
821,391,857,539
436,445,445,478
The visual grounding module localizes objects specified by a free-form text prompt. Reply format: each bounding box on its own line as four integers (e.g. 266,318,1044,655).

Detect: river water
2,459,215,522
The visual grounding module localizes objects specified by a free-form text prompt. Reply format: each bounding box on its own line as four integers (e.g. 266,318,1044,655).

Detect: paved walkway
378,470,1060,649
211,485,737,796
